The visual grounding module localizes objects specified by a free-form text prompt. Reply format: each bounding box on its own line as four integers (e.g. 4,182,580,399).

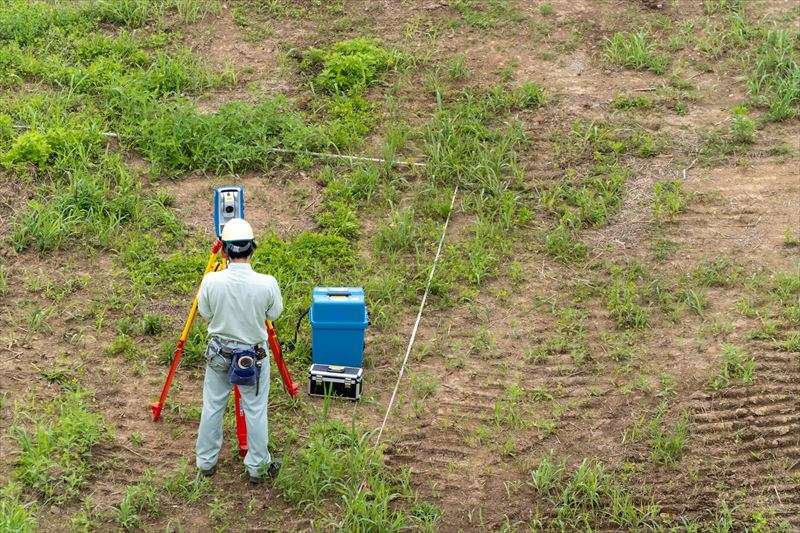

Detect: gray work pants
195,338,271,477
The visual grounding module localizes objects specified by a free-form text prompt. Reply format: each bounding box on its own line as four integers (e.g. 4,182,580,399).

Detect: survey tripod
150,239,299,457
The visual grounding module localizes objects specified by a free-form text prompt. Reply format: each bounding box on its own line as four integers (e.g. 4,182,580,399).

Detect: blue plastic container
310,287,368,367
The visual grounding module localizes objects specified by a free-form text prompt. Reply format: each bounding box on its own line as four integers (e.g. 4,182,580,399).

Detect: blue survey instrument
213,186,245,238
307,287,368,400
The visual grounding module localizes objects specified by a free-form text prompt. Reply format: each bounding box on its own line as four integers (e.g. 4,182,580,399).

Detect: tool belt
207,337,268,393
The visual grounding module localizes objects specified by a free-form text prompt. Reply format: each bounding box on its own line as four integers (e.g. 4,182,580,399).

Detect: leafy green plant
730,104,755,144
130,98,318,175
605,32,668,74
141,313,166,336
301,38,398,95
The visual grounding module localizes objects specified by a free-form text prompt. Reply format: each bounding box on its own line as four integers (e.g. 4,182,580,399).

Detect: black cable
283,307,309,352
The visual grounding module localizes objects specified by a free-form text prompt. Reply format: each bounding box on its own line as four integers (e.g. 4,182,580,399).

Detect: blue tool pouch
228,349,259,387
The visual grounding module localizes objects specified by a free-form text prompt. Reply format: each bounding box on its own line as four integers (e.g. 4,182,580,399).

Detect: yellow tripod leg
151,240,223,421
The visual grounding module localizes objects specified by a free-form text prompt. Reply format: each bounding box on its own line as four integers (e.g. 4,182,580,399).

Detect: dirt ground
1,0,799,531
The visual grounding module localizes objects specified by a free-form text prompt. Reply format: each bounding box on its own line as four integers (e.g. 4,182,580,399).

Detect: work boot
249,458,282,484
199,465,217,477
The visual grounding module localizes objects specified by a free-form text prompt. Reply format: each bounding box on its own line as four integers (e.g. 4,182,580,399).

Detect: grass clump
605,32,668,75
652,179,689,222
730,104,756,144
424,88,529,190
538,3,555,16
529,457,661,529
251,231,356,346
612,94,652,110
454,0,524,29
748,29,800,121
121,237,206,293
275,405,418,530
0,484,36,532
159,322,208,368
710,344,755,390
117,470,159,530
545,224,587,263
648,404,689,465
375,208,419,255
11,389,112,503
130,98,318,175
606,269,649,330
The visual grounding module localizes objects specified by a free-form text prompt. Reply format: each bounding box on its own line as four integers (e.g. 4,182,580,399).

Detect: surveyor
195,218,284,484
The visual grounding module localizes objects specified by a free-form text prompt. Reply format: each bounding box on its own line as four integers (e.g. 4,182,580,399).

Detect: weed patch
748,29,800,121
0,484,36,531
275,405,420,530
606,269,649,330
710,344,755,390
652,179,689,222
648,404,689,465
605,32,668,74
11,389,112,503
529,456,661,529
302,38,399,96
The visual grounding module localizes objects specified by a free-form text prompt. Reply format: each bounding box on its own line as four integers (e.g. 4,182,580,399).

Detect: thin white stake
373,184,459,446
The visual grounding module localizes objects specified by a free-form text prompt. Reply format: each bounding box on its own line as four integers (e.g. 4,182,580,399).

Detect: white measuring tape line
374,184,459,446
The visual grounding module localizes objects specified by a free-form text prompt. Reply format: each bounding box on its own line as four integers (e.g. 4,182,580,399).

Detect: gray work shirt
197,262,283,345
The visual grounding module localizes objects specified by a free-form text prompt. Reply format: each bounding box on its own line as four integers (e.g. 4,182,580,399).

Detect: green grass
648,404,689,465
159,322,208,368
453,0,524,29
538,3,555,17
117,470,159,530
612,94,652,110
605,32,668,75
129,98,319,175
529,457,661,529
301,38,399,96
652,179,689,222
275,403,423,530
0,484,36,532
730,104,755,144
748,29,800,121
710,344,756,390
606,270,649,330
11,390,112,503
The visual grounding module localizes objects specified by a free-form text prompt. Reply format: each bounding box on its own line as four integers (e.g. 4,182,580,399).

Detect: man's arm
197,276,214,320
265,278,283,322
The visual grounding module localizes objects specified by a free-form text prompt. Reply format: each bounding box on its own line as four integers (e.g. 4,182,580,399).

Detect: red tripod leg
233,385,248,457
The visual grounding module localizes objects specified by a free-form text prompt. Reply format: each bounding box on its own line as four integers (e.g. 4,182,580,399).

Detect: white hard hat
220,218,254,242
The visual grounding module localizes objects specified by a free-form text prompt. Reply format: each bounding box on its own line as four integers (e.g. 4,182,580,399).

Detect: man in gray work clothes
195,218,283,483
